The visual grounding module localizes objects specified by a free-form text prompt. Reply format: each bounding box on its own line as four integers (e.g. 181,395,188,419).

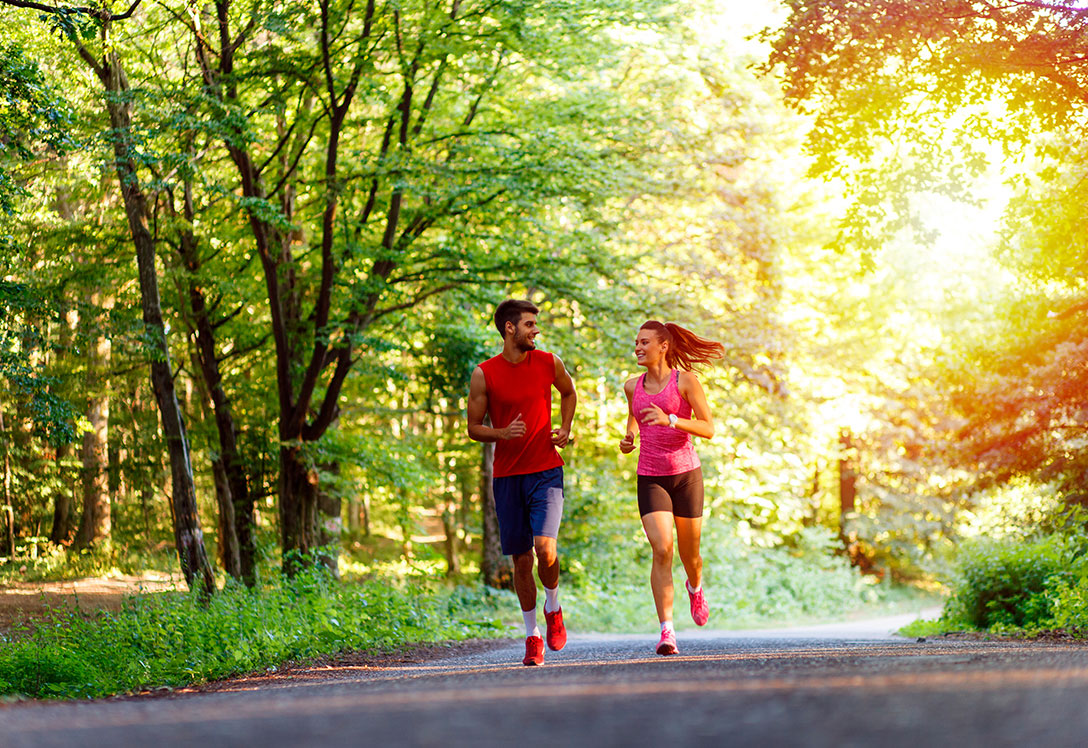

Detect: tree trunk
838,429,873,572
480,440,512,589
49,442,72,544
82,35,215,595
839,430,856,519
187,339,244,583
442,493,460,577
73,306,111,550
49,275,78,546
280,444,319,576
177,179,256,585
0,408,10,556
316,460,341,578
211,458,241,578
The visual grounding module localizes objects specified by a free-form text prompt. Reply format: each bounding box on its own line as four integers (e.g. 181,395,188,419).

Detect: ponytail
640,321,724,371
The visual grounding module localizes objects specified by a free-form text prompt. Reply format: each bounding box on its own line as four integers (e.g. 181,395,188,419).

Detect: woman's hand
619,431,636,454
639,404,669,427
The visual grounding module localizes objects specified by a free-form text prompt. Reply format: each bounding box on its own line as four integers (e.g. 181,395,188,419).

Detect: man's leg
528,468,567,652
513,549,544,665
513,549,538,616
534,536,558,589
494,475,544,664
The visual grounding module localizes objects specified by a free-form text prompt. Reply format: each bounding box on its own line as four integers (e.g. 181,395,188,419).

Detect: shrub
943,534,1086,630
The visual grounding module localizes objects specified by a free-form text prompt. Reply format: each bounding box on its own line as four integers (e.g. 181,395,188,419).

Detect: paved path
4,612,1088,747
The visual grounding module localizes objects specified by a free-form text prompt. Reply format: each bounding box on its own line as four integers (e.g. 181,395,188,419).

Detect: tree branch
0,0,141,21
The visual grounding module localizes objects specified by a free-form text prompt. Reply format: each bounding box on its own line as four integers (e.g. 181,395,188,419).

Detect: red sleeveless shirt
479,350,565,478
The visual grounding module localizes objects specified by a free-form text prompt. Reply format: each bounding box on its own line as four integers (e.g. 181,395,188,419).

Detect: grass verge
0,568,506,701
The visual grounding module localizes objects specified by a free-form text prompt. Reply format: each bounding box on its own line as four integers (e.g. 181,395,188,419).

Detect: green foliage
0,570,505,700
764,0,1087,256
561,467,900,631
0,279,79,446
944,534,1082,630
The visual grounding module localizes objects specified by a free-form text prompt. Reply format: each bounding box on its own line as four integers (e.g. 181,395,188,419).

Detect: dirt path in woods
0,573,181,632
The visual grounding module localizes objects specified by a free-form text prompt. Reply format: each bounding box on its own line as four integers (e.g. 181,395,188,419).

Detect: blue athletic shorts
492,466,564,555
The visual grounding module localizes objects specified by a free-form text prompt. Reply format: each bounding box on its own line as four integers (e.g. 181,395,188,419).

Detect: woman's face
634,328,666,367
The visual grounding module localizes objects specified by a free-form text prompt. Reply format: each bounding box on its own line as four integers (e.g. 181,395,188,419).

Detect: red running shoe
688,584,709,627
523,635,545,666
544,606,567,651
656,629,678,656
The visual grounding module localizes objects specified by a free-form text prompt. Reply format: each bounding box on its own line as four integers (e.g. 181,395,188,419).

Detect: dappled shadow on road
9,635,1088,748
155,637,1088,702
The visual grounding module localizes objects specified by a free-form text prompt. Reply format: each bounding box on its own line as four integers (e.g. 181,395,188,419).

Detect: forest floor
0,573,181,633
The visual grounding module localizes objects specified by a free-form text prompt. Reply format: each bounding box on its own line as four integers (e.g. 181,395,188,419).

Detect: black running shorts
637,467,704,518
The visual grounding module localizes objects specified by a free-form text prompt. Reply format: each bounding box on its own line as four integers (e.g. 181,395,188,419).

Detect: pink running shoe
688,584,709,627
656,629,678,656
544,607,567,651
523,635,545,666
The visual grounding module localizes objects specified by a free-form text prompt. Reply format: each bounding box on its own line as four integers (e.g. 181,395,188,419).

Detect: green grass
0,530,943,702
0,568,506,701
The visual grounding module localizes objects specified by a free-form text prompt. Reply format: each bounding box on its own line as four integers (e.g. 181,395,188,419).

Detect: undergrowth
898,522,1088,638
0,569,506,701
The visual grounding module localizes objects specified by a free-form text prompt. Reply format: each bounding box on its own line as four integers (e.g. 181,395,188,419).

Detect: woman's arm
619,377,639,453
677,370,714,439
639,371,714,439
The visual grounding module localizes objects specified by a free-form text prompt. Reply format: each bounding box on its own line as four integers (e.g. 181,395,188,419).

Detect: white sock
661,620,674,633
523,608,540,638
544,585,560,614
686,579,701,594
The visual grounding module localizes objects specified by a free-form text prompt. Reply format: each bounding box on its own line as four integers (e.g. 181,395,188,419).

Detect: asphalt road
5,611,1088,748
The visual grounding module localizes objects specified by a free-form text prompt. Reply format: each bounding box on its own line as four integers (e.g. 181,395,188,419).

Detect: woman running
620,320,724,655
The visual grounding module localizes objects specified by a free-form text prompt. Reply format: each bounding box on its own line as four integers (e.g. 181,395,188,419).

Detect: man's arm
467,366,525,443
551,355,577,448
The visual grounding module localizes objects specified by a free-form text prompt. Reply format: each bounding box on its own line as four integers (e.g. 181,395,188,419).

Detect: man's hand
551,426,571,448
619,431,636,454
502,413,526,440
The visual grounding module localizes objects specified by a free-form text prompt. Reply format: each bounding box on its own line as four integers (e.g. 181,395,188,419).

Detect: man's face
507,313,539,352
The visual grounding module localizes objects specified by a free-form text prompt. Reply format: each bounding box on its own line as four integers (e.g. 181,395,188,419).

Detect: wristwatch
668,413,678,428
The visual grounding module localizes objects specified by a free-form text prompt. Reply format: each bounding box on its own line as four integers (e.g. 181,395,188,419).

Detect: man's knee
534,538,557,566
513,551,535,574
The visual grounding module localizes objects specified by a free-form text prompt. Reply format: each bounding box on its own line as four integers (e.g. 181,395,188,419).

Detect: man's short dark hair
494,299,539,337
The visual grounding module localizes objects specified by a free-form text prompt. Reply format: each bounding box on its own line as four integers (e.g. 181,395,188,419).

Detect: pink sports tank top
633,370,700,476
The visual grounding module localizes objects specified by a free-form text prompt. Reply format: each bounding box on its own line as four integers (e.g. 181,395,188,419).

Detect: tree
0,1,217,593
171,0,674,570
764,0,1088,258
762,0,1088,544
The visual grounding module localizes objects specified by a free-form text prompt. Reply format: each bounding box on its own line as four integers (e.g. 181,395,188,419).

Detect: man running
467,299,577,666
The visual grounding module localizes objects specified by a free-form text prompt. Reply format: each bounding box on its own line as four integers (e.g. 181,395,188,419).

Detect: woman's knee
650,543,673,566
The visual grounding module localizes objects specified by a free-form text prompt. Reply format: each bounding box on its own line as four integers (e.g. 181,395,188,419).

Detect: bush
942,533,1087,630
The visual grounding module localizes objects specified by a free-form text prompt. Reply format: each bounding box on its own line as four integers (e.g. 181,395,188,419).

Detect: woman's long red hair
640,321,724,371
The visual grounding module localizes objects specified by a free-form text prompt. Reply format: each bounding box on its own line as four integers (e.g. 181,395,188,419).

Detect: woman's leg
674,516,703,590
641,511,675,623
